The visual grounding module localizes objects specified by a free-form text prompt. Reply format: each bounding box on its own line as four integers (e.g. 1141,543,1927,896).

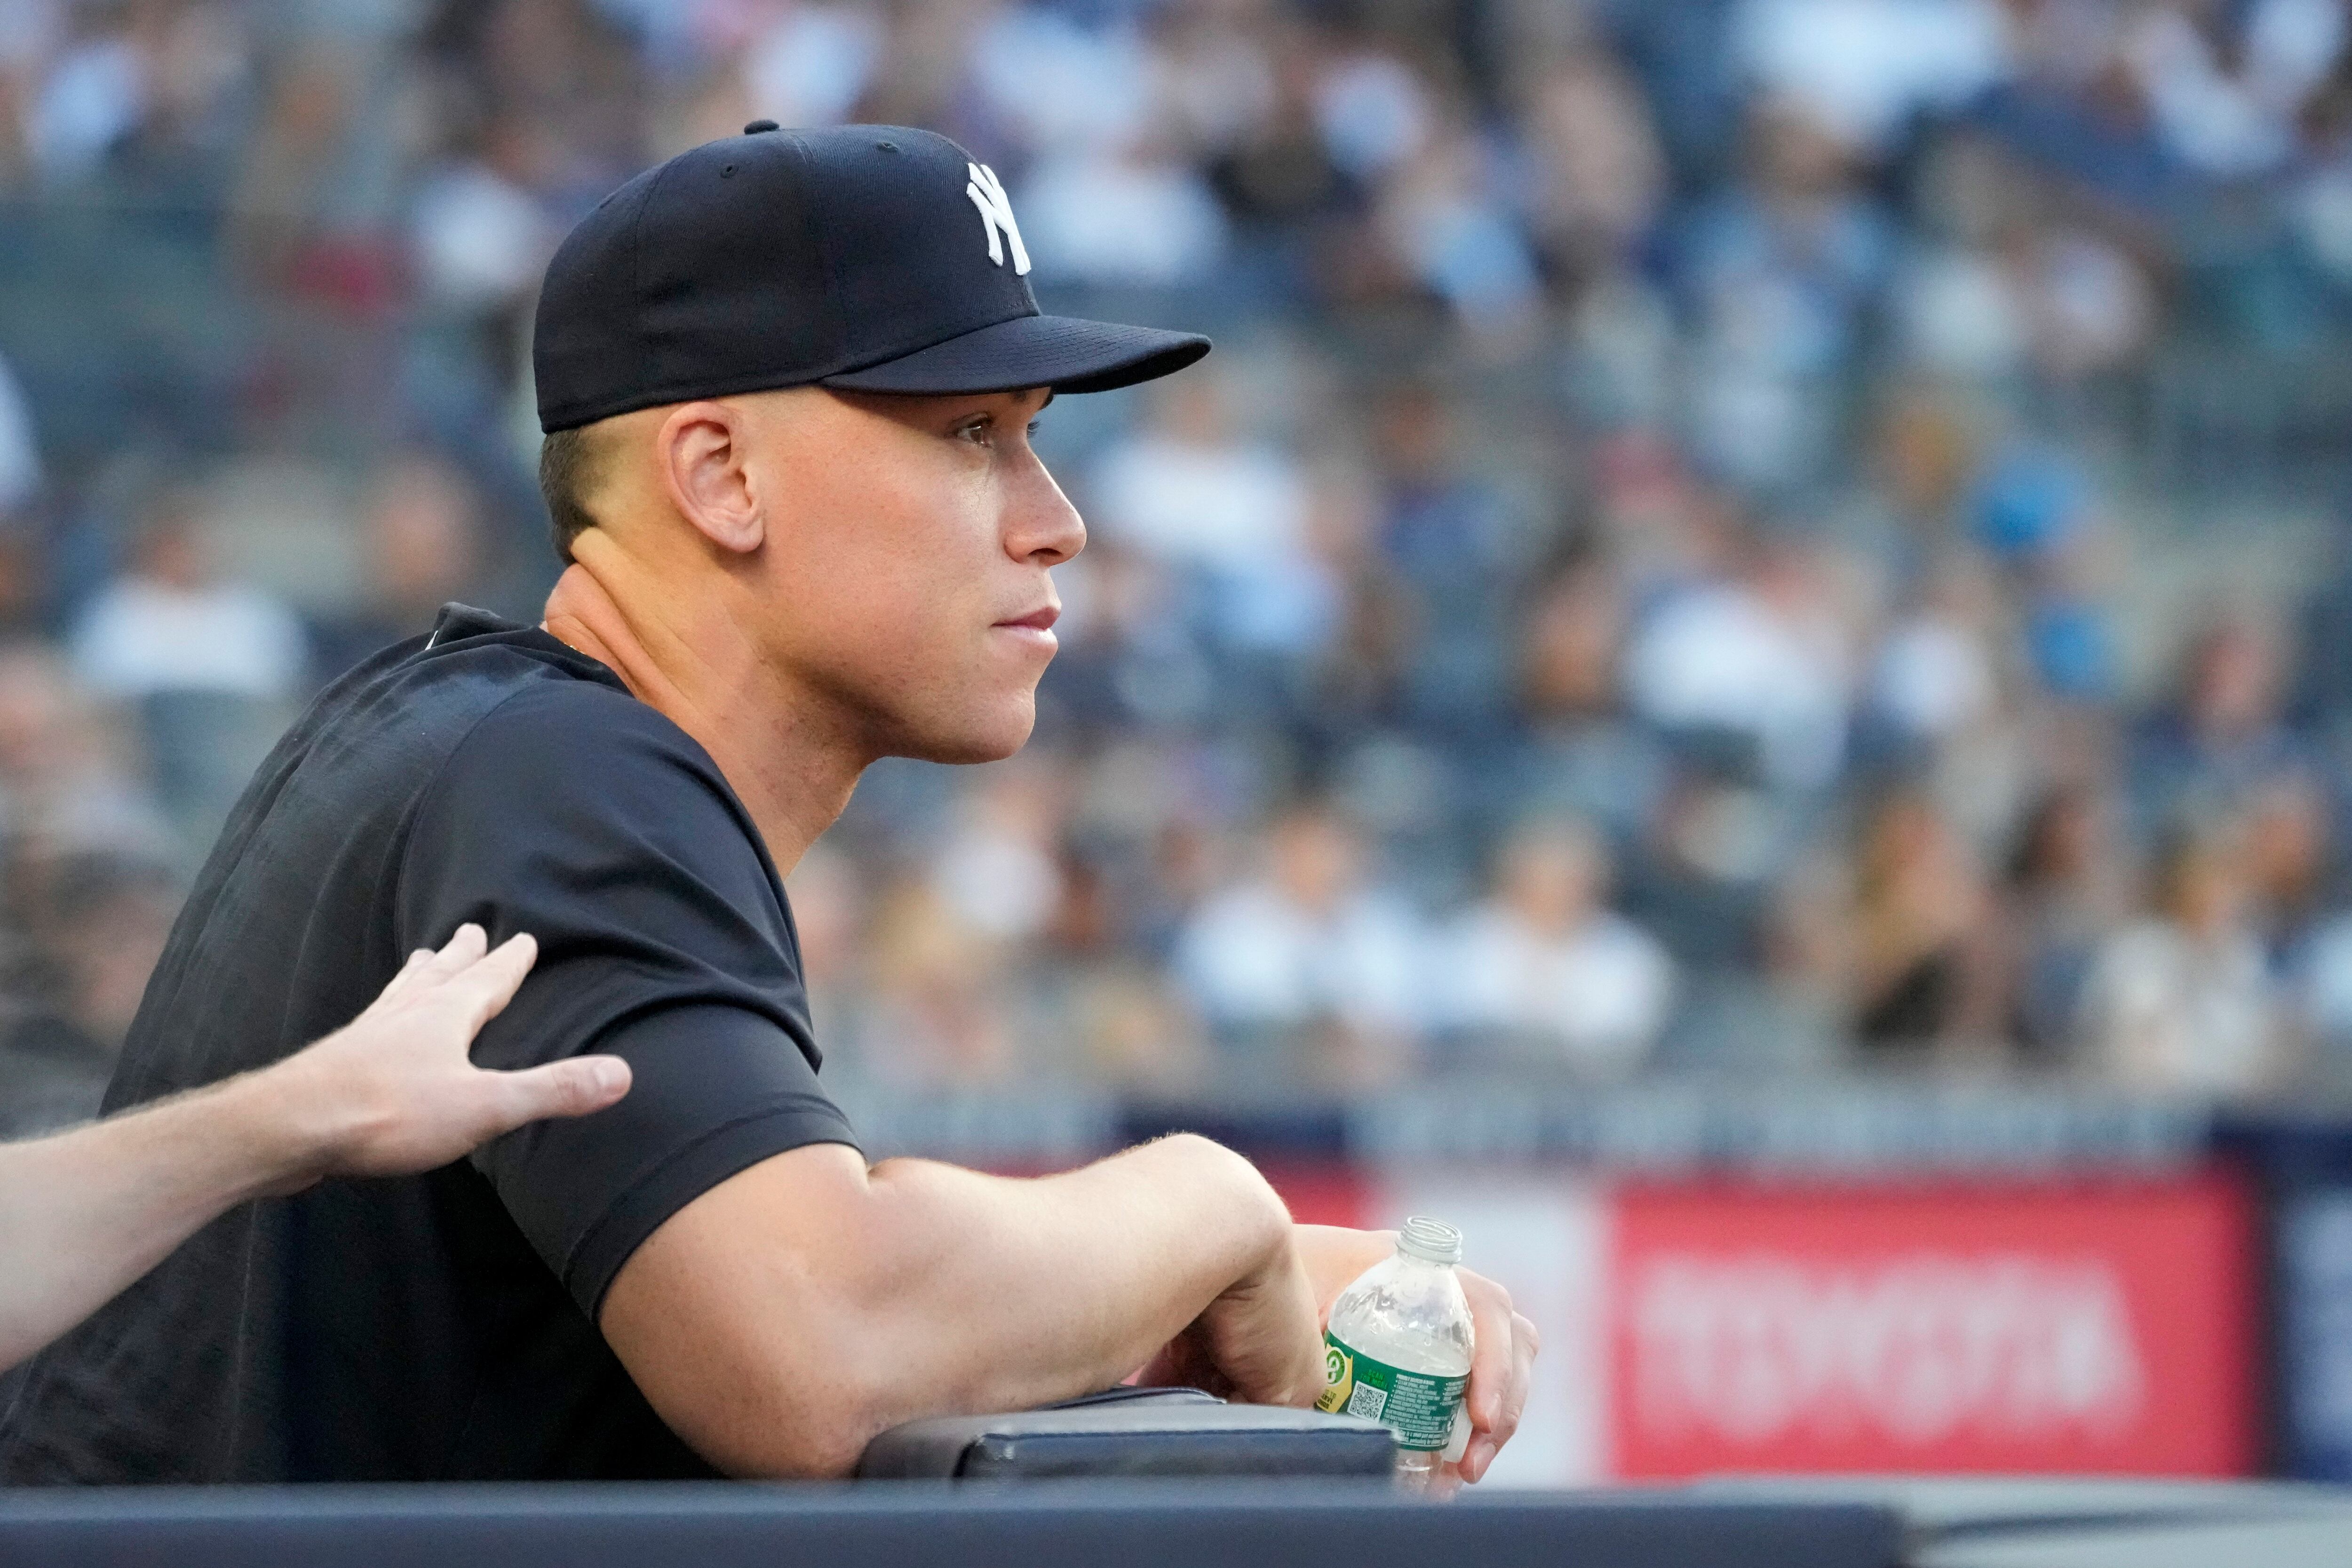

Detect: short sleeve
397,677,860,1317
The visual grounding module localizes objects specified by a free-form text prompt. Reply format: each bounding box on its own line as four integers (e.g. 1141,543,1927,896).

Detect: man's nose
1008,460,1086,567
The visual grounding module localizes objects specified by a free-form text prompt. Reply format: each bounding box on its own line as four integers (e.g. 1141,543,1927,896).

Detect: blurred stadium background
8,0,2352,1491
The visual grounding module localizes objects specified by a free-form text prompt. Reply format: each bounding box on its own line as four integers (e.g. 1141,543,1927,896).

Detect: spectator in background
856,874,1021,1089
1089,371,1335,715
1089,370,1310,583
1619,745,1788,984
1204,21,1348,252
1622,525,1854,795
1175,801,1421,1086
729,0,888,134
0,641,177,1138
1894,134,2157,389
1020,143,1232,290
1853,545,2004,785
1033,538,1209,733
1847,786,2004,1055
1868,549,2004,757
0,348,48,650
1370,382,1519,738
0,847,179,1139
2003,781,2136,1064
0,350,43,646
2237,770,2352,1076
69,482,305,857
1732,0,2011,159
1583,429,1732,602
408,114,560,327
1510,557,1666,849
1297,459,1414,735
309,453,484,682
2078,820,2289,1097
930,758,1068,949
1030,842,1207,1092
2133,611,2308,831
1374,122,1546,346
1862,545,2034,850
401,111,563,458
1514,44,1669,293
2244,769,2336,968
2127,0,2344,180
1433,816,1674,1076
70,482,305,705
0,642,173,863
1669,99,1894,491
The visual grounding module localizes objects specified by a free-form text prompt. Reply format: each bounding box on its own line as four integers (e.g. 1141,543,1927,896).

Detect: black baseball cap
533,123,1211,433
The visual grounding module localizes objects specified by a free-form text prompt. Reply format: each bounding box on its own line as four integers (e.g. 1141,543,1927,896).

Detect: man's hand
1135,1229,1325,1406
265,924,631,1182
1293,1223,1540,1486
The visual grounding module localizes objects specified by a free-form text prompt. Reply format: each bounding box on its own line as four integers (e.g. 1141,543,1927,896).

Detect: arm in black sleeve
396,678,858,1315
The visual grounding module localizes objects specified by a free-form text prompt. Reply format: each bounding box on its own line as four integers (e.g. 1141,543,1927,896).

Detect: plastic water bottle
1315,1216,1474,1490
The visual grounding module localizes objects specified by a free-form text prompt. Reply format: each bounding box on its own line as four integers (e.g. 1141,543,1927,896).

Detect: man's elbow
660,1341,902,1480
599,1144,919,1478
711,1419,881,1481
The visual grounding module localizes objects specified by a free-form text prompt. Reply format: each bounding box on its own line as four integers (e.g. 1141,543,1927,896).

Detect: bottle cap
1397,1216,1463,1266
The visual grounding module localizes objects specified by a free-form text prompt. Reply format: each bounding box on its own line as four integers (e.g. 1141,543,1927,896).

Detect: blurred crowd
10,0,2352,1122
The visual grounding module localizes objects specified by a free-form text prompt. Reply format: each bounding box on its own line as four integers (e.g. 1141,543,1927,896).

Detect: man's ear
656,401,765,555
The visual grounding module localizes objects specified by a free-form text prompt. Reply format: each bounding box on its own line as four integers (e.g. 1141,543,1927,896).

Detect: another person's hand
267,924,630,1182
0,925,636,1376
1293,1223,1540,1487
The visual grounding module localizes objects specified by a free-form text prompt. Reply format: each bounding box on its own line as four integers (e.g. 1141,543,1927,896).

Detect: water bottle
1315,1216,1474,1489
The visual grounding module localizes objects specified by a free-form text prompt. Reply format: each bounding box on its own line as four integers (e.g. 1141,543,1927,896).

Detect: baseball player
2,124,1535,1484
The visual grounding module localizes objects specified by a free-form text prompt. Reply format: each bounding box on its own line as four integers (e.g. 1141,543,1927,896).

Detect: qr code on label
1346,1383,1388,1422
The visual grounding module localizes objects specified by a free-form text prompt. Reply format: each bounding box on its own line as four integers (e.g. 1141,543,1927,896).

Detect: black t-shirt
0,605,860,1483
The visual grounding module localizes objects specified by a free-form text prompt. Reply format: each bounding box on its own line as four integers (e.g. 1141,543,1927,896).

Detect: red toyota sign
1607,1178,2258,1477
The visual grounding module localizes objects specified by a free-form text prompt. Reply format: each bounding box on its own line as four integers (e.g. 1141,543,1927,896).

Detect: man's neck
539,548,863,876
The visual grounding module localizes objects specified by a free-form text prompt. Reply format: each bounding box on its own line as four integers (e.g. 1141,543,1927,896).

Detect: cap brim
818,314,1209,397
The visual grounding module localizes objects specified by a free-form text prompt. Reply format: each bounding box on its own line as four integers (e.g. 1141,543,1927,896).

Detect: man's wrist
213,1056,349,1200
1294,1224,1396,1318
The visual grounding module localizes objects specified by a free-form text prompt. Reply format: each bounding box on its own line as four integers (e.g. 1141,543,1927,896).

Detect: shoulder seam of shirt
392,675,545,944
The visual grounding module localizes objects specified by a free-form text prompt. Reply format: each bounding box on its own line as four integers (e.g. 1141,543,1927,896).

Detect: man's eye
1027,420,1042,438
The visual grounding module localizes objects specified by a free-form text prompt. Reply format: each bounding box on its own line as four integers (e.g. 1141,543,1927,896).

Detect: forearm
0,1068,334,1370
850,1136,1291,1415
603,1133,1296,1476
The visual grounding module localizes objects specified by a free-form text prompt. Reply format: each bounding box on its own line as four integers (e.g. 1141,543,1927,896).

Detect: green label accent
1314,1331,1468,1451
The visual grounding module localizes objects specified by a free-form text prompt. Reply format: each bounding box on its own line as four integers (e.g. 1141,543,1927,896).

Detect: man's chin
889,703,1037,766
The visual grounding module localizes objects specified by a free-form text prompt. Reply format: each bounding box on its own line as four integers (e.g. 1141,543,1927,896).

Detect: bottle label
1314,1332,1469,1451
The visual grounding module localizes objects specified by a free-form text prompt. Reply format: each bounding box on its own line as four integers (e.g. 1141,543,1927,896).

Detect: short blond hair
537,423,609,565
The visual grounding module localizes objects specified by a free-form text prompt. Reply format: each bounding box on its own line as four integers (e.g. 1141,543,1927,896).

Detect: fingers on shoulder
370,944,443,1008
496,1054,630,1129
413,929,540,1029
428,923,492,976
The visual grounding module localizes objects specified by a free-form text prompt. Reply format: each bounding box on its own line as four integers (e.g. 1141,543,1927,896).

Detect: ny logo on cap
964,163,1030,277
